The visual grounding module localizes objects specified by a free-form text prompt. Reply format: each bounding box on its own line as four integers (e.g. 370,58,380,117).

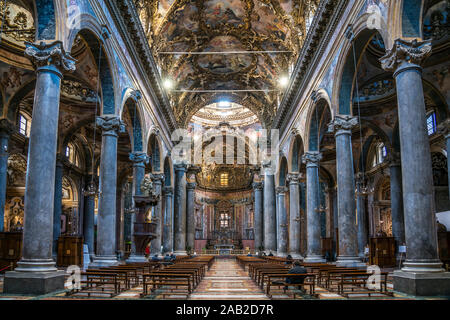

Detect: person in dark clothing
170,252,176,261
163,253,174,265
285,261,308,293
268,252,274,256
151,254,161,262
285,254,293,265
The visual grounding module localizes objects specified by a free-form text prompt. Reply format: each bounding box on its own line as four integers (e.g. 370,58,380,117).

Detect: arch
333,22,389,116
68,25,118,115
34,0,56,40
401,0,425,38
288,134,304,173
148,132,163,173
5,79,36,123
305,93,333,152
163,156,173,187
277,156,288,187
423,79,449,122
121,93,145,152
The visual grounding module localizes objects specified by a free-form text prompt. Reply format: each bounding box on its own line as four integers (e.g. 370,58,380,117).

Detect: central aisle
189,257,269,300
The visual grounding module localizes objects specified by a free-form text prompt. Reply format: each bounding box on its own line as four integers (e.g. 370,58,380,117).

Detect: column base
289,253,304,260
401,260,445,273
126,255,148,263
336,256,366,268
89,255,119,268
3,270,65,295
276,251,288,257
304,255,326,263
15,259,58,273
393,270,450,296
173,250,187,256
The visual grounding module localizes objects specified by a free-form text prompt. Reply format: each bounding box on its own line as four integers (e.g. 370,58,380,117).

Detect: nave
0,256,448,301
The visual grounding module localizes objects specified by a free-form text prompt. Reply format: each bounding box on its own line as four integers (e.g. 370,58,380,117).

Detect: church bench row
264,274,317,299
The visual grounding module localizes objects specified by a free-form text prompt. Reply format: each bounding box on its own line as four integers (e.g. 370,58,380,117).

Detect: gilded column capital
275,186,288,194
302,151,322,167
437,119,450,139
380,39,432,75
252,182,263,190
96,115,126,136
163,186,173,196
25,41,76,75
129,152,149,166
328,115,358,135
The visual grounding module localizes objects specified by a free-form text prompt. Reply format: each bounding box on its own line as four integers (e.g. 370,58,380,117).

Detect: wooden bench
142,272,193,298
67,272,121,298
264,273,317,299
335,272,392,297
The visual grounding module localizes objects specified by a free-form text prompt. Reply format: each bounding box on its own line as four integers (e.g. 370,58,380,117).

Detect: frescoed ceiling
134,0,319,128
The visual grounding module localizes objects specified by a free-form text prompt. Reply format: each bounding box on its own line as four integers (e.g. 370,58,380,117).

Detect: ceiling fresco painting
135,0,319,128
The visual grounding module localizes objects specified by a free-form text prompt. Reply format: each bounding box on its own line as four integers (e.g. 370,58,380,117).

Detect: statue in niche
140,176,154,197
6,197,24,231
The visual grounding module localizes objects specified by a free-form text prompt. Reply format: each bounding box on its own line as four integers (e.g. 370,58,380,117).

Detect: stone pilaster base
304,255,326,263
3,270,65,295
89,255,119,268
393,270,450,296
276,251,288,257
173,250,187,256
336,256,367,268
289,253,304,260
126,255,148,263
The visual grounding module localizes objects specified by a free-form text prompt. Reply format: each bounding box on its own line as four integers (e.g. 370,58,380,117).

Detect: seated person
268,252,274,256
285,254,293,265
163,253,174,265
247,252,252,257
285,261,308,293
151,254,161,262
170,252,176,261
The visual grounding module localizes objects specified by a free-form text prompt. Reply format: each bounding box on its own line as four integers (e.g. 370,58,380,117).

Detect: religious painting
160,3,198,40
4,197,24,232
204,0,246,28
251,2,289,40
197,36,253,75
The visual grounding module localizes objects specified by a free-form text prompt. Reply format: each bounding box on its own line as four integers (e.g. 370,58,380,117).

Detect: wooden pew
142,272,193,298
265,273,317,299
67,271,121,298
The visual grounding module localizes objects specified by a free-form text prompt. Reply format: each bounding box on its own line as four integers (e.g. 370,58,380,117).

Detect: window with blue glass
427,112,437,135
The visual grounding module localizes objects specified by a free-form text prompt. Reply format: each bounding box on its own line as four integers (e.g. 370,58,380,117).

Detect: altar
214,244,234,255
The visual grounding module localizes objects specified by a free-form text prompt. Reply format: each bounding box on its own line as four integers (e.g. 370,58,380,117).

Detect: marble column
150,173,164,255
263,162,277,253
126,152,149,263
302,152,326,263
328,115,362,266
276,186,288,256
173,163,187,255
162,186,174,253
52,156,63,258
186,181,196,252
4,42,75,295
287,173,302,259
381,39,444,273
355,173,369,259
91,116,125,267
387,152,405,248
252,182,263,251
0,119,14,232
381,39,450,296
83,179,96,257
437,119,450,200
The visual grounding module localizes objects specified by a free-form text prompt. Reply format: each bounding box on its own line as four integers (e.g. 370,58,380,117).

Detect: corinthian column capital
380,39,432,74
252,181,263,190
25,41,76,74
328,115,358,135
302,151,322,167
129,152,149,165
96,115,126,135
438,119,450,139
276,186,288,194
286,172,302,184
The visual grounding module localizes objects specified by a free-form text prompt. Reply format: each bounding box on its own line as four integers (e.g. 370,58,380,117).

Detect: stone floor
0,258,449,300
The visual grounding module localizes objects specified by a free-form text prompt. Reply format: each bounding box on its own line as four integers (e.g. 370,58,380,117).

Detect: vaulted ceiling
134,0,319,128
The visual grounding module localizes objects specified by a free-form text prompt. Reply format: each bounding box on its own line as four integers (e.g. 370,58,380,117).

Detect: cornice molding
105,0,178,134
273,0,349,131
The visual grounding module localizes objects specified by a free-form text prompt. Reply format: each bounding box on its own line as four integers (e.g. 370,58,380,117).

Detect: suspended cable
314,102,325,213
157,50,293,55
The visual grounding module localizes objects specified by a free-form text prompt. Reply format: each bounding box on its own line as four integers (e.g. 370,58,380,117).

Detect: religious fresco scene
0,0,447,306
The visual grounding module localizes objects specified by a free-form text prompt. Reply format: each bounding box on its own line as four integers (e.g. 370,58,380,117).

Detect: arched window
18,112,31,137
66,142,80,167
372,142,387,167
427,111,437,135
